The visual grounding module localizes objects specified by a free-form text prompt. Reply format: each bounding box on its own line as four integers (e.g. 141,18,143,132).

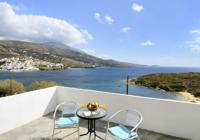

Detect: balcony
0,86,199,140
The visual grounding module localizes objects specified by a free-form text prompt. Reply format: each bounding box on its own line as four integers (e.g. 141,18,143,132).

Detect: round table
76,107,107,140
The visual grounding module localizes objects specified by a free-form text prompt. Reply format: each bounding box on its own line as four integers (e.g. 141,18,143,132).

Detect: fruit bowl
87,102,99,111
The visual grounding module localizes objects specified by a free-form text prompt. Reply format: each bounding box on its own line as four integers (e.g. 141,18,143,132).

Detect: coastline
130,80,198,102
177,92,199,102
130,75,200,102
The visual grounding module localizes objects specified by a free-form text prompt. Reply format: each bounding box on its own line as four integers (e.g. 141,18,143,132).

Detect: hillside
43,42,86,54
124,62,160,67
124,62,148,67
0,40,133,68
61,58,94,68
105,60,136,67
130,72,200,97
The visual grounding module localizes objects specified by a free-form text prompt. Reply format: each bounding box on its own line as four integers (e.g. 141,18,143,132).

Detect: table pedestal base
80,120,104,140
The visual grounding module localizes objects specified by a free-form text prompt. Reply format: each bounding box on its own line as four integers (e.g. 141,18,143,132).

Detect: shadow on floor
0,111,189,140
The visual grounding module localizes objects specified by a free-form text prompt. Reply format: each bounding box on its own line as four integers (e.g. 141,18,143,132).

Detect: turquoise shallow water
1,67,200,101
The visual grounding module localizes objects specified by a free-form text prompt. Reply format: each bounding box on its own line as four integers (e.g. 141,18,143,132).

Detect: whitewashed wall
58,86,200,140
0,86,58,135
1,86,200,140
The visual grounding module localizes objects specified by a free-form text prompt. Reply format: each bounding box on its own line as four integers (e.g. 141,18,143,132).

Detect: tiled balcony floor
0,112,189,140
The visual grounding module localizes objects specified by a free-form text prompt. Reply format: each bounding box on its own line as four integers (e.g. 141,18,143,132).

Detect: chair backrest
61,102,76,117
53,101,80,119
124,109,142,128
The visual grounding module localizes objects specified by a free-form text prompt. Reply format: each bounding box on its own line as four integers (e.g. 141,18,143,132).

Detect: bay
1,67,200,101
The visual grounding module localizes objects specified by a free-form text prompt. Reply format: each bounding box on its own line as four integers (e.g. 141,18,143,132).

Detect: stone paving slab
0,112,189,140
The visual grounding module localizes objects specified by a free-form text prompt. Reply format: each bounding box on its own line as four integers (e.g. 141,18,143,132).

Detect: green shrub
194,91,200,97
194,85,200,88
27,80,60,91
136,80,146,84
0,79,25,97
149,81,160,88
169,84,186,91
132,72,200,97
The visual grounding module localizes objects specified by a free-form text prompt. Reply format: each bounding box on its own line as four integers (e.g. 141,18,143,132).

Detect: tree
27,80,59,91
0,79,25,97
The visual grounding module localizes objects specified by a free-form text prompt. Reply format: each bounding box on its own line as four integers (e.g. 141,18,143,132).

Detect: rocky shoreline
129,78,165,91
129,78,200,102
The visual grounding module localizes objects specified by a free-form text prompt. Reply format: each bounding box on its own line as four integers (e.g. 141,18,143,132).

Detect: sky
0,0,200,67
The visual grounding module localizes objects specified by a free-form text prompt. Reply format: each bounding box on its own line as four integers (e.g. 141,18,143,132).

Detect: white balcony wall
1,86,200,140
58,86,200,140
0,86,58,135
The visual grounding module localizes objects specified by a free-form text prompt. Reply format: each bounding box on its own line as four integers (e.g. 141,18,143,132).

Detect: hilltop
0,40,133,68
130,72,200,97
43,42,86,54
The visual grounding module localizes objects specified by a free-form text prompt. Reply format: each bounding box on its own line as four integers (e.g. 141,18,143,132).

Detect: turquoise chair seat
56,116,78,126
108,125,137,140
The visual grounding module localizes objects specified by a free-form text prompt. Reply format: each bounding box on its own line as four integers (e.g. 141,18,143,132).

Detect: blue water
1,67,200,101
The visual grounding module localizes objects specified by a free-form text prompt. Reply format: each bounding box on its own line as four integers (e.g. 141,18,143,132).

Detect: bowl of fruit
87,102,99,111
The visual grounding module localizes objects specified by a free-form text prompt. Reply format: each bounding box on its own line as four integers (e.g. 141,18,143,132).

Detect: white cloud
179,45,182,48
95,13,114,25
186,37,200,44
121,50,124,53
139,40,153,45
94,13,103,24
190,30,200,34
97,55,112,59
81,30,93,40
121,28,131,32
97,55,102,58
81,48,95,54
119,39,123,42
190,45,200,52
0,36,5,40
12,4,26,11
0,2,92,46
105,16,114,24
193,37,200,43
12,5,20,10
132,3,144,12
102,55,112,59
73,24,79,28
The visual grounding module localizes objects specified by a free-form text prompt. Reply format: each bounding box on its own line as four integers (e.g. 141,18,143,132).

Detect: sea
1,67,200,101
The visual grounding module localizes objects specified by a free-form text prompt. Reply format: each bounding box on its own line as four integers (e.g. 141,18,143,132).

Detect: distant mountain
124,62,148,67
0,40,133,68
105,60,136,67
124,62,160,67
43,42,86,54
150,65,160,67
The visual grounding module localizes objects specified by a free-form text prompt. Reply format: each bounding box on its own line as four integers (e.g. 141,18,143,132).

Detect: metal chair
105,109,143,140
52,101,80,140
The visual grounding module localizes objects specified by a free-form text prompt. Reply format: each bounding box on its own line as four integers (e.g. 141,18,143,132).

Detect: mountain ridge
124,62,160,67
43,42,86,54
0,40,133,68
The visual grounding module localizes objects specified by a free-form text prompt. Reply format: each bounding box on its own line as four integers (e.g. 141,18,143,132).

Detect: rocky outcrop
130,72,200,97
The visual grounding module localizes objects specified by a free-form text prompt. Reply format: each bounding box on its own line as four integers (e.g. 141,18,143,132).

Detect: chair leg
52,127,55,140
105,132,108,140
78,126,80,140
138,136,141,140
